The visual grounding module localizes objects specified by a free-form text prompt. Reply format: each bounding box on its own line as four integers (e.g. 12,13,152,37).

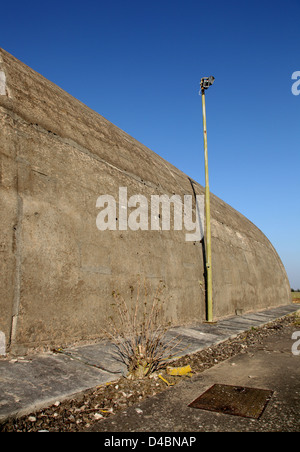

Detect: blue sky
1,0,299,288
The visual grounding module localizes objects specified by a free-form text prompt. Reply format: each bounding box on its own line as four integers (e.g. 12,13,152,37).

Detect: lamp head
200,76,215,91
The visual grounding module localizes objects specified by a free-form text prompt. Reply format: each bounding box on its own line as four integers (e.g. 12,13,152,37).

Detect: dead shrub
103,279,181,379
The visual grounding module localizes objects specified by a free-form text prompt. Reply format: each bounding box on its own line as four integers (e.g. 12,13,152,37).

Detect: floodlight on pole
200,76,215,323
200,76,215,91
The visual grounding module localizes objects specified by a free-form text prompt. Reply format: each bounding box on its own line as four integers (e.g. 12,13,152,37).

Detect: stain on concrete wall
0,48,291,355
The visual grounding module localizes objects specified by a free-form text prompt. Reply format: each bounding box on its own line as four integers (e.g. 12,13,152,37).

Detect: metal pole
201,86,213,322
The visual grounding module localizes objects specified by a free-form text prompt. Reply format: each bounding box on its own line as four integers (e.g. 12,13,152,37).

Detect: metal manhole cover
188,384,273,419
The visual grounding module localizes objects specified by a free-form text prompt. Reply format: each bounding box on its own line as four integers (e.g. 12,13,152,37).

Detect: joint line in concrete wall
2,106,161,191
8,168,23,350
61,136,160,190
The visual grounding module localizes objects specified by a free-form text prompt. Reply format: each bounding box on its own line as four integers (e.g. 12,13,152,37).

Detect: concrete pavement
0,304,299,424
89,308,300,432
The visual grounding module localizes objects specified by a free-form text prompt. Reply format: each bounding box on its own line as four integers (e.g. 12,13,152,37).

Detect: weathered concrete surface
0,351,121,421
89,314,300,432
0,48,292,354
0,304,298,422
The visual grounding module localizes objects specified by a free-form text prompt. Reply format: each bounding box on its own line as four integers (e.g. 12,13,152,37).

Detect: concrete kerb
0,304,299,423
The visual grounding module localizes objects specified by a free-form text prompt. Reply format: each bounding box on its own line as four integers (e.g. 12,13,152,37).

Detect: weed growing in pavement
103,278,182,379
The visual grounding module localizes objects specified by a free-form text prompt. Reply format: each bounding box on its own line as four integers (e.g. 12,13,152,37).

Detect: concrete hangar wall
0,49,291,354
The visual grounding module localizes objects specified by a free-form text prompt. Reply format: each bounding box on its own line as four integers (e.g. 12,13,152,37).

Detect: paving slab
0,304,299,422
60,341,127,375
0,352,120,421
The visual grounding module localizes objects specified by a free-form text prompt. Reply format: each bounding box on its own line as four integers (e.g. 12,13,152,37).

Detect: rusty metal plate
188,384,273,419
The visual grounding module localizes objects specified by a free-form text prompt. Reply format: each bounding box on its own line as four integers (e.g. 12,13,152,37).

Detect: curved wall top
0,49,291,354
